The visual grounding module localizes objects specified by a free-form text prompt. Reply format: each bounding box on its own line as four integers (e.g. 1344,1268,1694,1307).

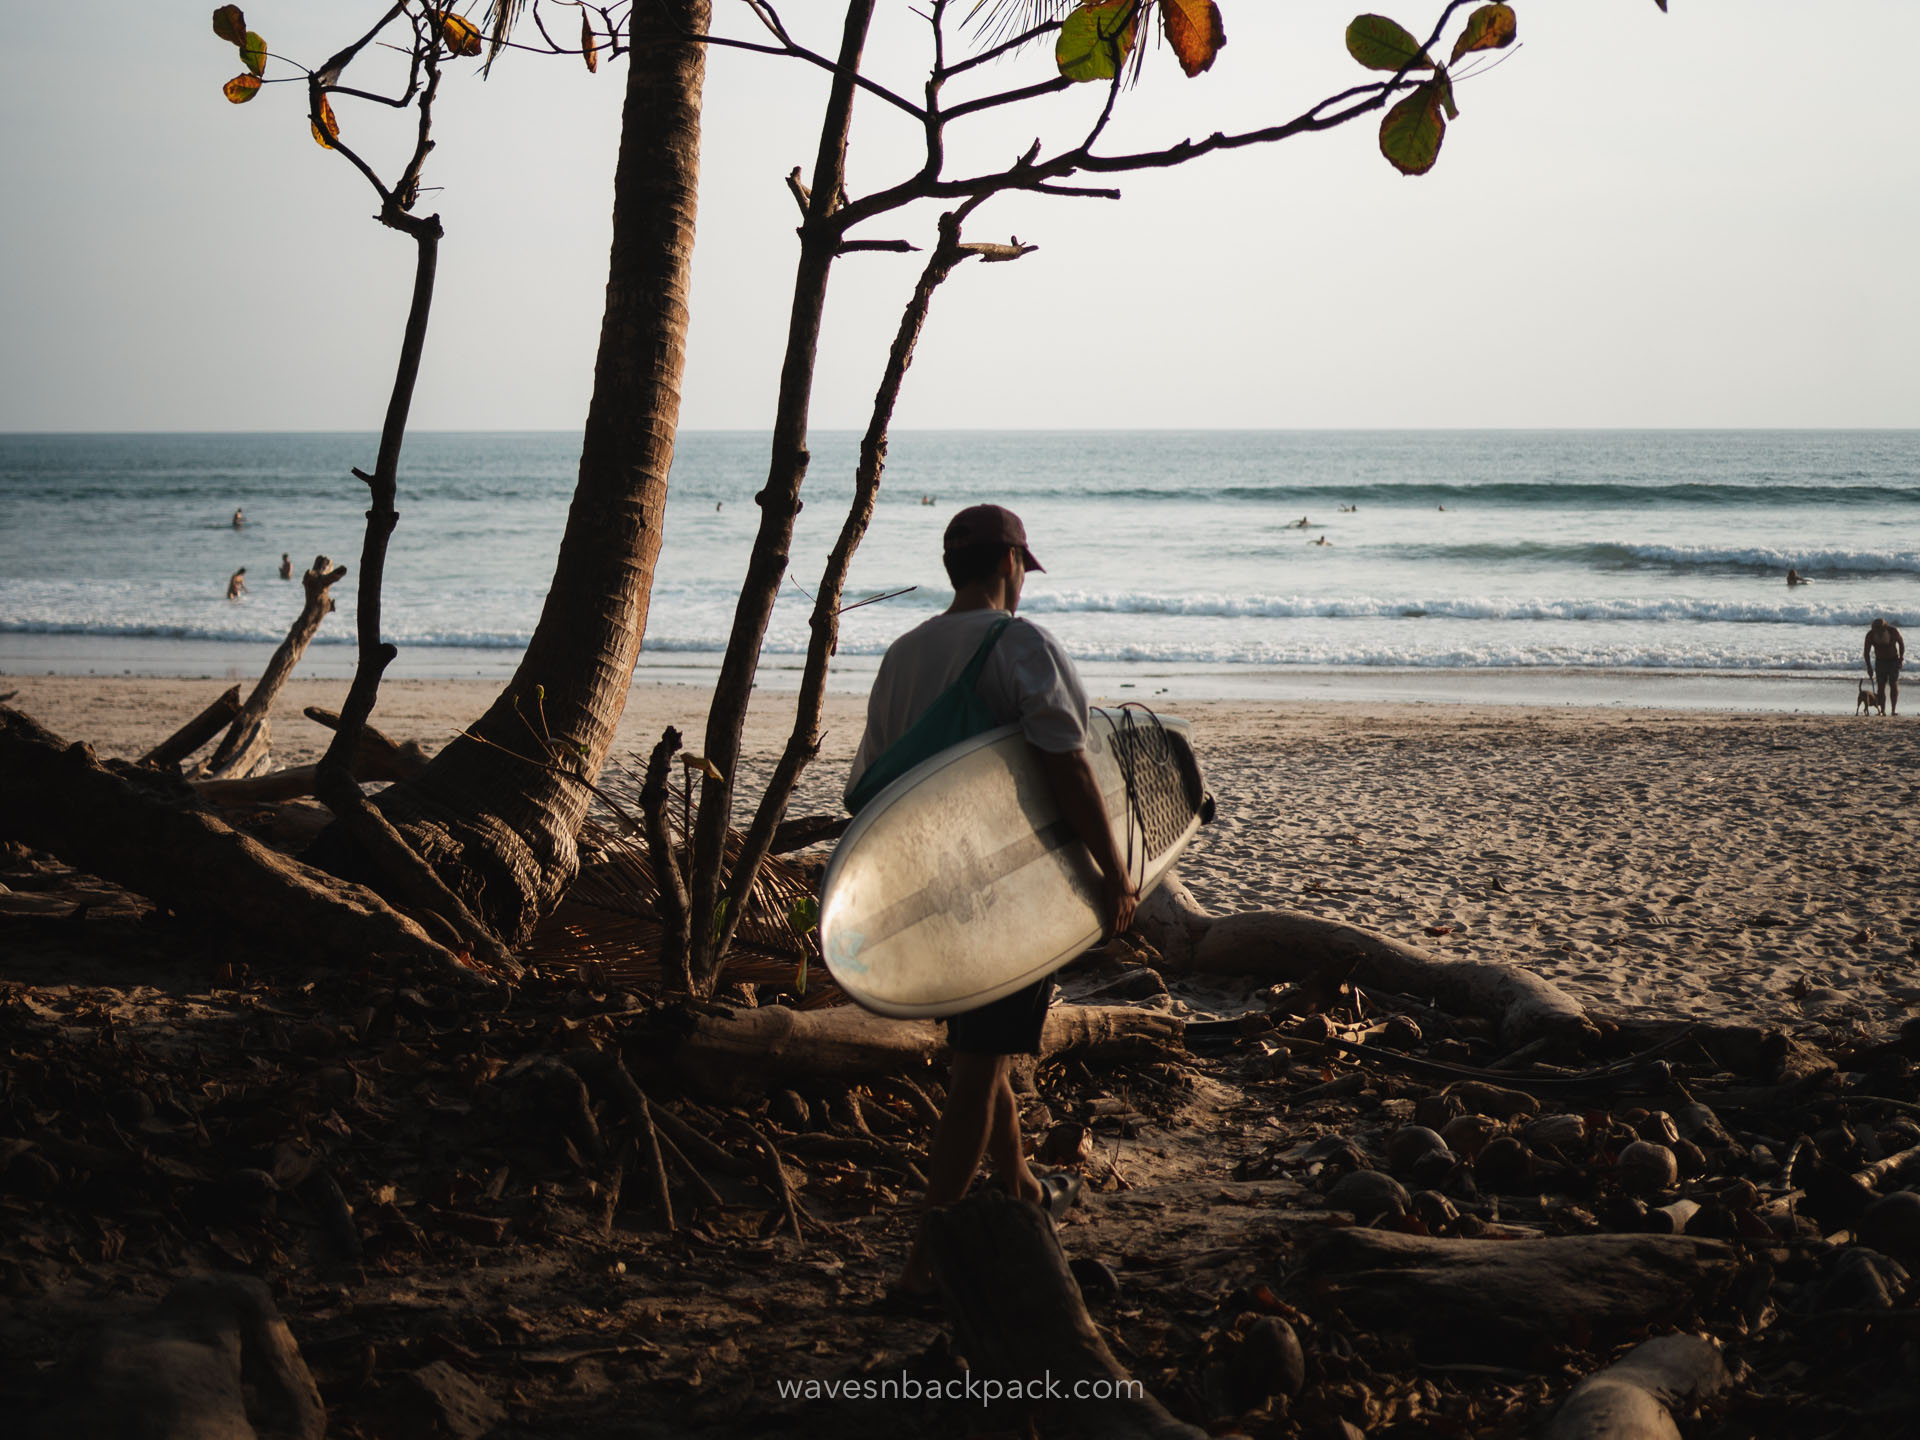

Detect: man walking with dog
1865,618,1905,715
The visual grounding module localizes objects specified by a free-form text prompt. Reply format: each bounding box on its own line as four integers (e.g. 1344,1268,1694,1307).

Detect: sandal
1036,1171,1085,1217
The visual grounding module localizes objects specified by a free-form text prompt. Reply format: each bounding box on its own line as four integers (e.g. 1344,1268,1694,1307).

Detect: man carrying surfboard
845,503,1139,1296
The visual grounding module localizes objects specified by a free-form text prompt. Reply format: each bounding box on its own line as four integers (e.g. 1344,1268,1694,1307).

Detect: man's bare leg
984,1066,1042,1205
897,1052,1041,1291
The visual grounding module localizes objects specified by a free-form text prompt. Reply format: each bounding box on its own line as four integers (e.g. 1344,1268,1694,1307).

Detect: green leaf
788,896,819,936
710,896,733,946
1346,14,1432,72
240,31,267,77
212,6,246,46
1434,64,1457,120
1056,0,1139,84
222,73,261,104
1449,3,1516,64
1379,80,1445,175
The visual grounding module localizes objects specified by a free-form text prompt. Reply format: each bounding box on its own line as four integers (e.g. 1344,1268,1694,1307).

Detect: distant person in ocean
231,507,244,528
278,553,292,579
226,567,248,600
1865,618,1905,715
1786,567,1806,586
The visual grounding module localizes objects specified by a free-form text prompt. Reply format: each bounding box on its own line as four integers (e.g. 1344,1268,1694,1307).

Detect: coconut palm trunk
367,0,710,943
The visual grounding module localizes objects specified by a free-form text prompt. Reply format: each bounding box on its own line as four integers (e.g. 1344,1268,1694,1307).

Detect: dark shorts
946,978,1052,1056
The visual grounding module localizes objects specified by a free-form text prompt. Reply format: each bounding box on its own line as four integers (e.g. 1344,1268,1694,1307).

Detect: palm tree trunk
365,0,710,942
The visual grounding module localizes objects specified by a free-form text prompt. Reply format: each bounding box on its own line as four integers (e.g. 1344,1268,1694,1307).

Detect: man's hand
1100,866,1140,940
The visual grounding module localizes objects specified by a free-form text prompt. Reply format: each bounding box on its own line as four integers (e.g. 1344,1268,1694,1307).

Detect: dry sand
8,672,1919,1035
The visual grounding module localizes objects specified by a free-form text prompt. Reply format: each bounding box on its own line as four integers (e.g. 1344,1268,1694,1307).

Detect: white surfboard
820,707,1211,1019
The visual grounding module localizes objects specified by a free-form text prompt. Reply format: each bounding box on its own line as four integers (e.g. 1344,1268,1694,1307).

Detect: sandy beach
7,671,1918,1035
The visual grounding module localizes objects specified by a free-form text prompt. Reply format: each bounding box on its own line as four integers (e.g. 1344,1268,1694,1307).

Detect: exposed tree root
1137,871,1594,1047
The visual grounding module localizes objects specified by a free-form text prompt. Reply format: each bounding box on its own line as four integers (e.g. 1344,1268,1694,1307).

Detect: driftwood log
926,1189,1205,1440
1293,1229,1738,1363
24,1274,324,1440
1544,1334,1732,1440
663,1002,1185,1101
1137,872,1594,1047
190,710,431,806
139,684,241,769
202,557,347,780
0,707,476,979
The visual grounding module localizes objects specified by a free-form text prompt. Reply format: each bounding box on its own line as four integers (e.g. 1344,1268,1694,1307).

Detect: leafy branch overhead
211,4,493,150
1347,4,1515,176
1054,0,1225,83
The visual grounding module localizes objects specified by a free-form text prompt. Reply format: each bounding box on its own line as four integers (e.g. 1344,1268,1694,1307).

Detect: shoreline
5,671,1918,1034
1,631,1879,714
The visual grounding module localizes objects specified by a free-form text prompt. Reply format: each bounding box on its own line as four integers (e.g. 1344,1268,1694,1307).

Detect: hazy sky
2,2,1915,432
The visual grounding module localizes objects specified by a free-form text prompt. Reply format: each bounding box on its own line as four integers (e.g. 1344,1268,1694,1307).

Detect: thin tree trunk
359,0,710,944
687,0,878,986
704,212,976,983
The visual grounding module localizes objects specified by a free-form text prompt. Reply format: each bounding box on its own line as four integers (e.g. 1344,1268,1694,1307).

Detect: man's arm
1037,748,1139,938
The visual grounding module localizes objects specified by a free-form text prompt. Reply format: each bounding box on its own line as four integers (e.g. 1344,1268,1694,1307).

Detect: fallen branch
0,707,478,982
1138,872,1594,1047
141,685,241,769
1544,1334,1732,1440
204,559,348,779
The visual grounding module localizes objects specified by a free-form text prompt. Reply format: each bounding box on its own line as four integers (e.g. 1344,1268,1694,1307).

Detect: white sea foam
5,430,1918,685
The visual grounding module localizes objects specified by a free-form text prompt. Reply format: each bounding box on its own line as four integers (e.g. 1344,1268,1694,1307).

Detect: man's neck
948,582,1014,614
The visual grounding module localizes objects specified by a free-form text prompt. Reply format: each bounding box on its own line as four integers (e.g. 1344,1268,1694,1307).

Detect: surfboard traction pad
820,709,1209,1019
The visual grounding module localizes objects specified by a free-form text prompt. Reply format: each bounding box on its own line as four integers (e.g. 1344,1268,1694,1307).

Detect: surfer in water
846,503,1138,1298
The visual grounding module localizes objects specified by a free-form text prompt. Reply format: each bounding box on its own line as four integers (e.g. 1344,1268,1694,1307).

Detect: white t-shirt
844,608,1089,807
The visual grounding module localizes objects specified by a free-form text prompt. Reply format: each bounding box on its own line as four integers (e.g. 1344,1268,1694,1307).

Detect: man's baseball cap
943,503,1044,572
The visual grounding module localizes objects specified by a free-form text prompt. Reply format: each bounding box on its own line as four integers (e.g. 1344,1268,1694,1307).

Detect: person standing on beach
845,503,1138,1297
1865,618,1905,714
226,567,247,600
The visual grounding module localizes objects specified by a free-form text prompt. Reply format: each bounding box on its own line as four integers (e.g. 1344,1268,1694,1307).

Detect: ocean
2,430,1915,711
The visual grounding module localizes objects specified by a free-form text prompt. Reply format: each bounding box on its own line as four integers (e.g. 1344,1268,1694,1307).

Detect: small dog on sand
1858,686,1886,716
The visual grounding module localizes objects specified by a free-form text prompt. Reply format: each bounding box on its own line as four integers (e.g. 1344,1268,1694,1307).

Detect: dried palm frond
480,0,527,75
523,760,840,1007
966,0,1079,49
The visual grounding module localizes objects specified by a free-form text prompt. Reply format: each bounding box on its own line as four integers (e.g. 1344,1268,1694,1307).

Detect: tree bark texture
1137,872,1594,1047
0,708,464,975
363,0,710,945
1292,1229,1738,1364
926,1190,1206,1440
1544,1334,1732,1440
